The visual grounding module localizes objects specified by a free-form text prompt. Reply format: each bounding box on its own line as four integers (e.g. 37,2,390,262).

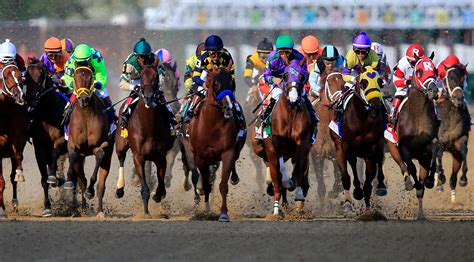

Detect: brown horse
188,65,245,222
0,62,27,218
312,71,344,201
24,58,68,217
330,66,385,216
253,59,313,216
62,64,115,217
115,64,175,215
386,56,438,220
434,64,471,203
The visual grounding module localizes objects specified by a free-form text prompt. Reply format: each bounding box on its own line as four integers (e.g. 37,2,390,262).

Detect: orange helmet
44,37,62,53
406,44,424,62
301,35,319,54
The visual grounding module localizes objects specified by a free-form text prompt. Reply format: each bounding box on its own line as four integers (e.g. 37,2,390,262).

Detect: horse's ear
429,51,435,60
282,72,288,82
153,56,159,67
377,78,383,88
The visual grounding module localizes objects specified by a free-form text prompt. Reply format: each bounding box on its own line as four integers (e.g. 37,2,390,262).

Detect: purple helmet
352,31,371,49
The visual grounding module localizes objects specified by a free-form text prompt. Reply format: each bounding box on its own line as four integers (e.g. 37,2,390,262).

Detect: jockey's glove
94,81,102,89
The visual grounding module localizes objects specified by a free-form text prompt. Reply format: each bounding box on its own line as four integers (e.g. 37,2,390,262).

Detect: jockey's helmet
0,39,16,63
371,42,384,58
443,54,461,67
74,44,93,62
257,38,273,53
275,34,294,50
156,48,172,64
321,45,339,61
195,43,205,56
301,35,319,54
61,38,75,54
406,44,424,62
44,37,62,53
204,35,224,51
352,32,372,50
133,38,152,55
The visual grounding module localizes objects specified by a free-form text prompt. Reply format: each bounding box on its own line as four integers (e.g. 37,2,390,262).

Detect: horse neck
408,88,432,114
75,95,104,117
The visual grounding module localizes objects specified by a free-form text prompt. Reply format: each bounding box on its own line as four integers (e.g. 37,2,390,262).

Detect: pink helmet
156,48,172,64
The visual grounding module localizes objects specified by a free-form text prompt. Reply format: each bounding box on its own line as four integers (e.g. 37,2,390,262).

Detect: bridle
0,63,24,98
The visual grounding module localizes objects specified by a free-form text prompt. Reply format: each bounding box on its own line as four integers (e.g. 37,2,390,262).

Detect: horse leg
416,157,431,220
375,146,387,197
264,140,282,216
458,137,468,187
64,151,80,190
34,146,53,216
348,155,363,201
165,141,180,188
218,150,235,222
153,155,167,203
46,143,66,187
363,158,377,210
12,144,25,183
195,157,211,213
334,142,352,213
86,147,106,200
134,154,150,215
386,141,409,180
448,152,462,204
292,148,309,210
96,145,113,218
76,162,88,211
9,158,18,211
0,163,5,218
329,159,343,199
399,147,419,191
178,140,192,192
435,144,446,191
312,152,327,201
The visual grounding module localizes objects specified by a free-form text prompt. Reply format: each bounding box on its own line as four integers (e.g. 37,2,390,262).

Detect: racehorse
330,66,386,216
386,55,439,220
253,59,313,216
63,63,115,217
24,58,68,216
0,62,27,218
434,64,470,203
115,64,175,215
312,71,344,201
188,64,245,222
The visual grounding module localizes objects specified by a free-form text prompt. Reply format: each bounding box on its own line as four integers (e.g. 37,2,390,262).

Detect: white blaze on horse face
288,85,298,103
423,62,433,71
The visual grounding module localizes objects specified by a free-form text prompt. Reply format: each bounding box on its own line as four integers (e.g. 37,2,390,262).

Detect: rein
324,72,343,103
443,67,464,99
0,64,23,98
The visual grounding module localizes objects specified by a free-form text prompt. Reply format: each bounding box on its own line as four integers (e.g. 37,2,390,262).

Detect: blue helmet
322,45,339,61
204,35,224,51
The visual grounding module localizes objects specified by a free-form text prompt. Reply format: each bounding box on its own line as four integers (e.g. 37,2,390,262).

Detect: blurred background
0,0,473,100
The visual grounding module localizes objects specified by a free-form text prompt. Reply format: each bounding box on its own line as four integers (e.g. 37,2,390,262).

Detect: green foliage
0,0,86,20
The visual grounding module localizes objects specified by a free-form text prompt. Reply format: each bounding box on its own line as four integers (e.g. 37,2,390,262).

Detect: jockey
300,35,323,70
184,43,205,90
186,35,245,131
61,38,75,55
156,48,181,89
39,36,71,95
342,32,379,84
308,45,346,99
63,43,115,127
390,44,425,124
118,38,178,136
243,38,273,101
260,34,318,131
437,54,468,89
371,42,392,87
0,39,26,73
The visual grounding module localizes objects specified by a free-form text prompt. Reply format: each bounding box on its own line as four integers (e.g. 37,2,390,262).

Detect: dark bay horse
115,64,175,215
386,56,439,220
188,65,246,222
330,66,385,216
312,71,344,201
0,62,27,218
253,59,313,216
24,58,68,217
63,64,115,217
434,64,471,203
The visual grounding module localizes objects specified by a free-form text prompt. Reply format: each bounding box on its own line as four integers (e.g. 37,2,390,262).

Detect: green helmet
74,44,93,61
133,38,152,55
275,34,294,49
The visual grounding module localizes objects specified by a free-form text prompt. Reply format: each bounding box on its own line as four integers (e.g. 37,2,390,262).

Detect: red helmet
443,54,461,68
406,44,425,62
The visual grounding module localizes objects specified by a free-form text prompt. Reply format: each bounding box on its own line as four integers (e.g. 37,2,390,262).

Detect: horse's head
282,59,307,108
205,65,235,119
359,66,383,109
158,63,178,100
442,64,466,107
74,63,94,108
140,64,160,108
322,70,344,104
0,62,25,105
413,56,438,100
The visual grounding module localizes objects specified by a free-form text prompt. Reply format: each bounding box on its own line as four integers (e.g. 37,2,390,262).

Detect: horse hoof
295,200,304,210
96,212,106,219
230,174,240,185
436,185,444,193
152,193,166,203
266,183,274,196
281,179,293,190
218,213,230,222
62,181,75,190
459,177,468,187
438,173,446,184
42,209,53,217
115,188,125,199
343,201,353,215
375,187,387,197
85,190,95,200
424,177,435,189
353,188,364,200
404,176,414,191
11,199,18,208
46,176,58,186
183,180,192,192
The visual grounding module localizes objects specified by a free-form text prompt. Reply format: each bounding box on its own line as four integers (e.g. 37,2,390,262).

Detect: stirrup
120,128,128,139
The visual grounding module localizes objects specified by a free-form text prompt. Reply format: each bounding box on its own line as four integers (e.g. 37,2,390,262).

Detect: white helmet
0,39,16,63
371,42,384,57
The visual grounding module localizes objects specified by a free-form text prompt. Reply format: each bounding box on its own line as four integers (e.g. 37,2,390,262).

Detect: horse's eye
377,78,383,87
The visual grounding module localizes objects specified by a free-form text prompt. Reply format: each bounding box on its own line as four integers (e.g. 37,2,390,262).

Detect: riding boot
389,96,403,125
158,94,178,135
232,102,246,131
184,94,202,123
120,91,139,129
257,98,276,126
